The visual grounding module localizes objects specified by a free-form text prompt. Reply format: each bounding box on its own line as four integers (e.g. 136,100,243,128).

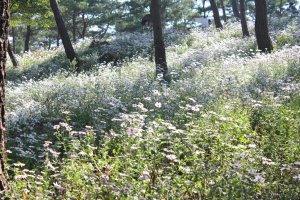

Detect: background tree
8,41,18,67
220,0,227,22
240,0,249,37
209,0,223,29
231,0,240,19
151,0,168,81
50,0,79,71
255,0,273,53
11,0,53,53
0,0,10,193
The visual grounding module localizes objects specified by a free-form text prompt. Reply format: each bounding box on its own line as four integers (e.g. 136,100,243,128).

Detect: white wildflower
140,171,150,181
155,102,162,108
53,182,64,190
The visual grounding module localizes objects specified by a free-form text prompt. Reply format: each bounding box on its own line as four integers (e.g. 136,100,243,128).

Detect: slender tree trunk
24,25,31,53
50,0,80,71
202,0,206,17
81,13,87,39
255,0,273,53
48,37,52,50
279,0,283,16
151,0,168,81
72,9,77,42
12,26,16,53
220,0,227,22
240,0,249,37
8,41,18,67
56,33,60,47
99,24,110,39
231,0,240,19
0,0,10,193
209,0,223,29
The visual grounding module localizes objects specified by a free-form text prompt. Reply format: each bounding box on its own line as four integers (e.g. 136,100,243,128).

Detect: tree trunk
255,0,273,53
231,0,240,19
279,0,283,16
81,13,87,39
220,0,227,22
48,37,52,50
56,33,60,47
12,26,16,53
209,0,223,29
24,25,31,53
8,41,18,67
202,0,206,17
0,0,10,193
240,0,249,37
151,0,168,81
50,0,80,71
72,9,77,42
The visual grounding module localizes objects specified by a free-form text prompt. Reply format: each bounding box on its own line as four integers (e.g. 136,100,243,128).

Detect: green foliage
274,21,300,48
11,0,54,28
115,0,197,32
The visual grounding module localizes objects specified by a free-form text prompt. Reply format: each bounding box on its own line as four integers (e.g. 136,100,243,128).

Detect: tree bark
240,0,249,37
209,0,223,29
0,0,10,193
231,0,240,19
255,0,273,53
151,0,168,81
24,25,31,53
8,41,18,67
220,0,227,22
50,0,80,71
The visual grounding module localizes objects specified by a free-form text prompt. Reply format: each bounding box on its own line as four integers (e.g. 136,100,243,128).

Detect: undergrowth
5,21,300,199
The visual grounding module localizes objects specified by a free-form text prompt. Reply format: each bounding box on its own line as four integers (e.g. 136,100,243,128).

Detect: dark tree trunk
202,0,206,17
151,0,168,81
24,25,31,52
231,0,240,19
50,0,80,71
0,0,9,193
220,0,227,22
72,9,77,42
48,37,52,50
8,41,18,67
12,26,16,53
240,0,249,37
56,33,60,47
209,0,223,29
81,13,87,39
255,0,273,53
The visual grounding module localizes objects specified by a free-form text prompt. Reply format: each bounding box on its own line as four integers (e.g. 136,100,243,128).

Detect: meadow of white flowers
5,21,300,199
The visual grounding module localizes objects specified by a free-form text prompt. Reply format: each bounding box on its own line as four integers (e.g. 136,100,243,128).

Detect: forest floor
5,20,300,199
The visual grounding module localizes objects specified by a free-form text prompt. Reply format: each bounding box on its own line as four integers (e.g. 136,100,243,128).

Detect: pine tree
231,0,240,19
50,0,80,71
151,0,168,81
209,0,223,29
0,0,10,193
240,0,249,37
255,0,273,53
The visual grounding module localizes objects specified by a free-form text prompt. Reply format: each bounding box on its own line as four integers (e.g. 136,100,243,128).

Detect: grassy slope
6,21,300,199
